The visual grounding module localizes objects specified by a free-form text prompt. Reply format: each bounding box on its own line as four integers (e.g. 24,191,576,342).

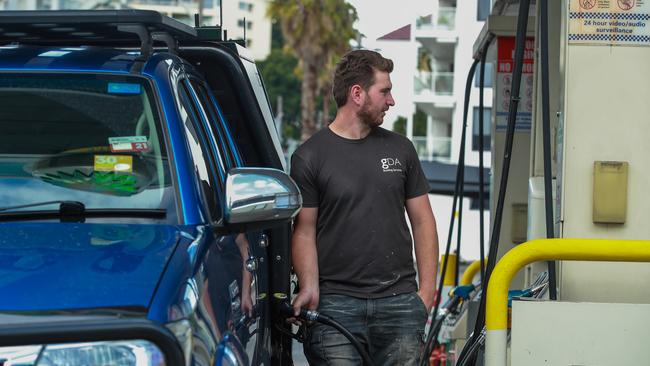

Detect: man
290,50,439,365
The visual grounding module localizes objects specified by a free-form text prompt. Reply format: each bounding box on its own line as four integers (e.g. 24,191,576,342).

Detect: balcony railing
416,7,456,30
414,72,454,96
412,136,452,161
437,7,456,30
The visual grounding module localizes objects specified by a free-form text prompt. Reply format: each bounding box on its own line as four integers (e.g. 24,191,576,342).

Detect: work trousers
304,292,428,366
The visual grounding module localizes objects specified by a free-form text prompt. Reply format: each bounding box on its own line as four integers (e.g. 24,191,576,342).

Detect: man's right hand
291,287,319,317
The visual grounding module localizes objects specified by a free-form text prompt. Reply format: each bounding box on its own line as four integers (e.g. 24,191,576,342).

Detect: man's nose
387,94,395,106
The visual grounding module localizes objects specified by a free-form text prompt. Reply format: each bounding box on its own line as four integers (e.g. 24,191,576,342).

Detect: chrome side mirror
224,168,302,225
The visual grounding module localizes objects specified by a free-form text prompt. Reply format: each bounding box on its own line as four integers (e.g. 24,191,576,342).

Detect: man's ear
350,84,364,106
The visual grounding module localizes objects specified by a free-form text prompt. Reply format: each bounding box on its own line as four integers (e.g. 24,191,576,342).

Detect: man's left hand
417,290,435,313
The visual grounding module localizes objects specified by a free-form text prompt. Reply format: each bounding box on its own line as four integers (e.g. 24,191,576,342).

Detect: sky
346,0,431,44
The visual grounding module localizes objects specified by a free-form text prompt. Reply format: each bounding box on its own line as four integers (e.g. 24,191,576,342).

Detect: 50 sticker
94,155,133,173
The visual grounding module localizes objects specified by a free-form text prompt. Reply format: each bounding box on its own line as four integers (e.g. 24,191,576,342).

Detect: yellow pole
484,238,650,366
460,258,486,285
440,253,457,286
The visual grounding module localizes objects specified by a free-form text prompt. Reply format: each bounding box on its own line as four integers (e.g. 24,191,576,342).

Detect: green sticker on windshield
93,172,138,194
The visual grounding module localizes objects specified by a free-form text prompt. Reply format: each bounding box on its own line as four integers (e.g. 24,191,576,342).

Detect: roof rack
0,10,229,73
0,10,199,44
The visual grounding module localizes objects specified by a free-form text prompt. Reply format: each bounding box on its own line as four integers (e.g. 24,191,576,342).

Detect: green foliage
393,116,407,135
413,108,428,136
267,0,358,140
258,48,301,128
270,20,284,50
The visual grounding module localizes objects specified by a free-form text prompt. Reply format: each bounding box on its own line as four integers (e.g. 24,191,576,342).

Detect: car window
188,78,243,168
0,73,176,216
177,80,223,221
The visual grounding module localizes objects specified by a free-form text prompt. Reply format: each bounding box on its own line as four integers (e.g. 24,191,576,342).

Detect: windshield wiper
0,201,166,222
0,200,84,213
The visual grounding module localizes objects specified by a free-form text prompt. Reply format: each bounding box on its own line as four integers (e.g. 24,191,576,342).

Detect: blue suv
0,10,300,366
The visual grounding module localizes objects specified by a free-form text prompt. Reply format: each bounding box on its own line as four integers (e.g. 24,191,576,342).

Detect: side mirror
224,168,302,227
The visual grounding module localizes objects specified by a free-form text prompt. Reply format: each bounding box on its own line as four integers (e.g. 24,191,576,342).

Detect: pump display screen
0,73,175,217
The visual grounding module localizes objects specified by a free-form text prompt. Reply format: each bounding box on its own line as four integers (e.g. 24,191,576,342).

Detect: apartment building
373,0,492,166
366,0,493,260
1,0,272,60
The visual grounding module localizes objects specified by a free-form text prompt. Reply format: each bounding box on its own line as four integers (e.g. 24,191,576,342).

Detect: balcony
414,72,454,96
416,7,456,31
437,8,456,30
412,136,452,161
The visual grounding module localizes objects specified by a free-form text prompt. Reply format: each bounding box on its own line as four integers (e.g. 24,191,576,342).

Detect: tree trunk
321,81,331,127
300,62,318,142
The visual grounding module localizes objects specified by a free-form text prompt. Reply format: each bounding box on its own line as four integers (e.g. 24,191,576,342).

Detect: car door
175,75,251,365
183,75,270,365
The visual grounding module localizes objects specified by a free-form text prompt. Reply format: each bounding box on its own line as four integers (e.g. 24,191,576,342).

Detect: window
188,79,243,169
477,0,491,21
177,82,223,220
472,107,491,151
474,62,493,88
238,1,253,11
0,73,175,219
237,19,253,29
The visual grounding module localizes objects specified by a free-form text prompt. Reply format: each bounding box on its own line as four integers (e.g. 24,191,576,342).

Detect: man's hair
332,50,393,108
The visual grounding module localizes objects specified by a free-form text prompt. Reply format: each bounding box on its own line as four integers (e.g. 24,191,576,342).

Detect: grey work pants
304,292,428,366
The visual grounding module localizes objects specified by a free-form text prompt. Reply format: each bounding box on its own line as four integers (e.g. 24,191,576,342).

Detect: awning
420,160,490,199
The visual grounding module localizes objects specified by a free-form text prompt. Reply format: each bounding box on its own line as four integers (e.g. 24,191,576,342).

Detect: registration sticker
108,136,149,153
94,155,133,173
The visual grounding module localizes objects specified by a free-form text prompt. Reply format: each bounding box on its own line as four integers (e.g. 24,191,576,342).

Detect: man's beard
357,99,384,127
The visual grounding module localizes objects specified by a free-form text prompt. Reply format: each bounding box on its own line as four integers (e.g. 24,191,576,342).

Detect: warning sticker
94,155,133,173
569,0,650,46
495,37,535,132
108,136,149,153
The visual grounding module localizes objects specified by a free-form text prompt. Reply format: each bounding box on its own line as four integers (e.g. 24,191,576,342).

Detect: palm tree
268,0,357,141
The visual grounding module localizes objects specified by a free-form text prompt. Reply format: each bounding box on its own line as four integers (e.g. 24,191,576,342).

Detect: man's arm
406,194,439,312
291,207,320,316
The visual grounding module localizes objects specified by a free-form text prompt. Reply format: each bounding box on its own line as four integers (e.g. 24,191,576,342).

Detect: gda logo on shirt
381,157,402,172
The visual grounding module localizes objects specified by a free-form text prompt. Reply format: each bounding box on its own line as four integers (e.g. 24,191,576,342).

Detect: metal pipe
484,238,650,366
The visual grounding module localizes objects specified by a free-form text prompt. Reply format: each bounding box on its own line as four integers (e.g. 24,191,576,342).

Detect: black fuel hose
419,58,479,366
458,0,533,363
276,301,375,366
478,37,491,285
540,0,558,300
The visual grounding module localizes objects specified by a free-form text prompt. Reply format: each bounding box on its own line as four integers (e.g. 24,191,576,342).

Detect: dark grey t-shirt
290,127,430,298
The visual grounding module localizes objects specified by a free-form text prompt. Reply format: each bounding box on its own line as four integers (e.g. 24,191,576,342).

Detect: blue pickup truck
0,10,300,366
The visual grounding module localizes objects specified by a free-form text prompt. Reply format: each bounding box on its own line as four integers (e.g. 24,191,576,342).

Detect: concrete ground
292,339,309,365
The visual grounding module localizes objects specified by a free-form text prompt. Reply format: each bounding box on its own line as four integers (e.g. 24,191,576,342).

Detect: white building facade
366,0,493,260
1,0,272,60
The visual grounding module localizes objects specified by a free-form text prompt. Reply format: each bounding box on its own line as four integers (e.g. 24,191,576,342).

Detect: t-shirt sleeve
405,142,430,199
290,152,319,207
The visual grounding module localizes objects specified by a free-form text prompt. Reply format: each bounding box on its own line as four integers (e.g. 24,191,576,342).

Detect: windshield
0,73,175,218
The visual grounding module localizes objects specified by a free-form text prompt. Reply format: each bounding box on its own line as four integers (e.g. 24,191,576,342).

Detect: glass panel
0,73,174,212
412,136,452,161
414,72,454,96
437,7,456,30
472,107,492,151
474,62,494,88
477,0,491,21
416,8,456,30
177,82,222,220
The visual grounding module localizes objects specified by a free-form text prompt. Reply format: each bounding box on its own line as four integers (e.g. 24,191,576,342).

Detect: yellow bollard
439,253,457,286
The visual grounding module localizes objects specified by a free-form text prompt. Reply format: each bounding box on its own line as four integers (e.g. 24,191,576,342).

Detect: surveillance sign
569,0,650,46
